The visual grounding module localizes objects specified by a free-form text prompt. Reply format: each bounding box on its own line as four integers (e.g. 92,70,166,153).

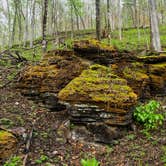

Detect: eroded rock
58,64,137,143
16,50,88,110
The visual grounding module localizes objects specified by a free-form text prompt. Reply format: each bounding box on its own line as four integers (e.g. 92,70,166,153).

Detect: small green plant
81,157,99,166
35,155,49,164
4,156,22,166
134,100,164,130
126,134,136,140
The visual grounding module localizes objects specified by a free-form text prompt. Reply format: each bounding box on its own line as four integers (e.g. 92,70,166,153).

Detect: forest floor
1,59,166,166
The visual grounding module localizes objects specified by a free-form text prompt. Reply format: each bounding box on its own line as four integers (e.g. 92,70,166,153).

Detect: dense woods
1,0,166,166
0,0,165,50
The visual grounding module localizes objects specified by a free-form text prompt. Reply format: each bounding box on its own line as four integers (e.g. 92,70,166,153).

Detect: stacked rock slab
16,50,87,110
58,64,137,143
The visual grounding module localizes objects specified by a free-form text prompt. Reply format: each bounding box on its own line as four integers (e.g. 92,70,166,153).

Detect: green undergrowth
134,100,164,130
102,25,166,51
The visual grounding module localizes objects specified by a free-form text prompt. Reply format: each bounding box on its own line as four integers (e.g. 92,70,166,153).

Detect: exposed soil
1,63,166,166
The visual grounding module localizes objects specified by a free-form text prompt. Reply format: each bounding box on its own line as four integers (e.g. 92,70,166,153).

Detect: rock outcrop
0,130,17,160
58,64,137,143
74,39,133,65
16,39,166,144
16,50,88,110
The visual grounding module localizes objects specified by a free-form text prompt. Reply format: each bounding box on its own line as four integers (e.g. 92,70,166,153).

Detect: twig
22,120,36,166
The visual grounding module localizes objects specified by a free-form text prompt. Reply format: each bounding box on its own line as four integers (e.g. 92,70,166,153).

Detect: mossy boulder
111,62,150,98
74,39,115,52
58,64,137,126
0,130,17,159
16,50,88,109
58,64,137,143
58,64,137,110
149,63,166,94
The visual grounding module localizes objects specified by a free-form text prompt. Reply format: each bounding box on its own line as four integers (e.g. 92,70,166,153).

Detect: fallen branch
22,119,36,166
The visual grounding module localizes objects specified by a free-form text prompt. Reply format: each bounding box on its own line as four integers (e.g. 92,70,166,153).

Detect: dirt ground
1,63,166,166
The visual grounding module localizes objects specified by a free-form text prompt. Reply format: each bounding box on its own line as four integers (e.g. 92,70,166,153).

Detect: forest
1,0,166,166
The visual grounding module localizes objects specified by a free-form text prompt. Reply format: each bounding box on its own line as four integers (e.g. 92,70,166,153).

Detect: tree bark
42,0,48,52
149,0,161,52
96,0,101,40
23,0,29,47
118,0,122,40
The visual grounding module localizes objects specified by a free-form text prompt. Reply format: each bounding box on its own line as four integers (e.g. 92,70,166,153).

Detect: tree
30,0,36,48
96,0,101,40
107,0,110,31
118,0,122,40
149,0,161,52
42,0,48,52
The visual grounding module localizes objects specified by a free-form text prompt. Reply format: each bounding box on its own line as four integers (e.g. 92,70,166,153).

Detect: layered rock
0,130,17,160
74,39,133,65
111,55,166,99
58,64,137,143
149,62,166,95
15,40,166,143
16,50,88,110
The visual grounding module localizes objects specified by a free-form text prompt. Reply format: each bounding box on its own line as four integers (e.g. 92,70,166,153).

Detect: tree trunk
96,0,101,40
149,0,161,52
6,0,11,47
30,0,36,48
42,0,48,52
107,0,110,31
118,0,122,40
23,0,29,47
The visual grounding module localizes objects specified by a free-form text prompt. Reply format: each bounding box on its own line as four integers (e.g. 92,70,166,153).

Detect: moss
58,64,137,110
123,63,149,81
74,39,115,52
0,130,15,144
150,74,165,88
0,130,17,159
149,63,166,74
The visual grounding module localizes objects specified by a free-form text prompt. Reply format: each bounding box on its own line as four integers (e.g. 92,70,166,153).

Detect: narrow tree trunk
96,0,101,40
11,1,17,46
118,0,122,40
30,0,36,48
42,0,48,52
23,0,29,47
107,0,110,31
70,6,74,38
149,0,161,52
6,0,11,47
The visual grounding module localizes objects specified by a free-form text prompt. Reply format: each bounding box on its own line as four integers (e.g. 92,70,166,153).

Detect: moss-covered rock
112,62,150,98
58,64,137,111
58,64,137,143
16,50,88,109
149,63,166,94
74,39,115,52
0,130,17,159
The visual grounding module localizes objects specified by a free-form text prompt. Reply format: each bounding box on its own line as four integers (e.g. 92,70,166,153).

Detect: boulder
58,64,137,143
0,130,17,160
149,62,166,95
16,50,88,110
